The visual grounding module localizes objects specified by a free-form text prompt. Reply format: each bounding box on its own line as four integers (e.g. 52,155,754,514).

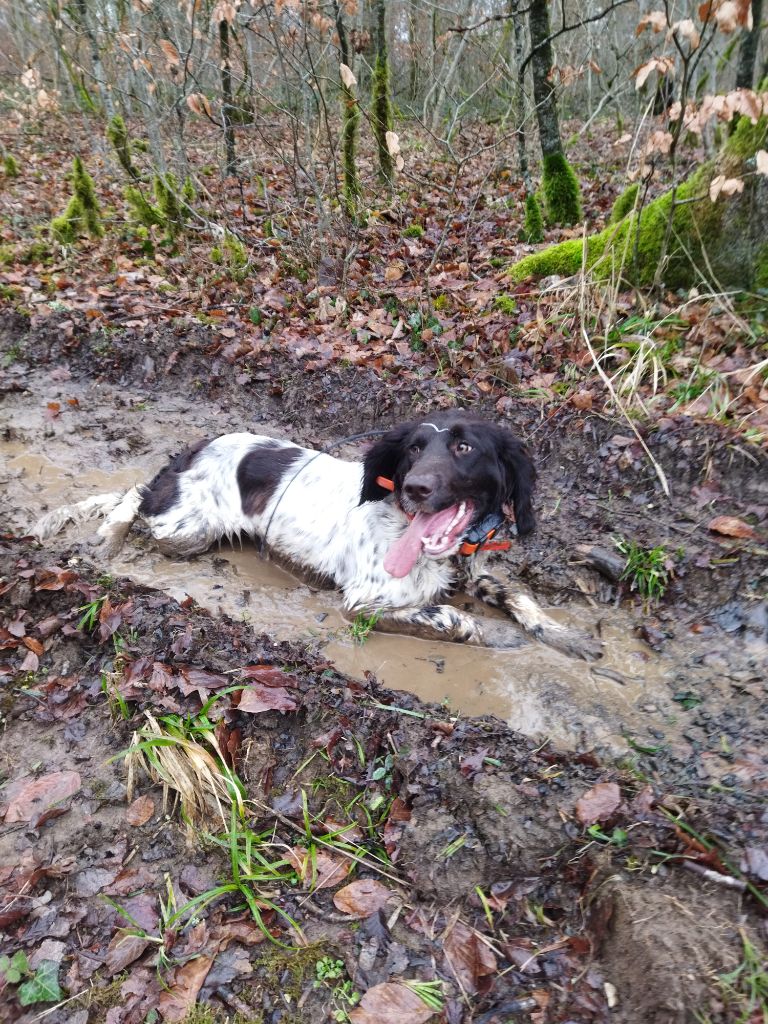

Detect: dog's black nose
404,476,435,503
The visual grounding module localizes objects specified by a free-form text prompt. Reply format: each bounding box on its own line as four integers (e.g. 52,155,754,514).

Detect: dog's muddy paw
554,628,603,662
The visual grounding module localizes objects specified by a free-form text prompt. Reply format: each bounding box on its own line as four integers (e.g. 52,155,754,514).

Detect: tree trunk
735,0,764,90
527,0,582,224
371,0,394,185
72,0,114,120
508,116,768,290
219,18,237,177
334,2,361,218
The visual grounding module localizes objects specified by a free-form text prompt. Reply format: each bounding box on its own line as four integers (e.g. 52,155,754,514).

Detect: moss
211,232,248,281
106,115,140,179
3,153,19,177
755,243,768,290
541,152,582,226
509,134,763,289
523,192,545,242
494,294,518,314
179,1007,257,1024
508,238,585,282
22,240,52,264
403,223,424,238
51,156,104,244
342,83,361,218
372,53,394,184
609,183,640,224
124,185,163,229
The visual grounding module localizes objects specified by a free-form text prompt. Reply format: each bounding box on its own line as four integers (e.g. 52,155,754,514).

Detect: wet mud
1,312,767,1024
3,370,764,757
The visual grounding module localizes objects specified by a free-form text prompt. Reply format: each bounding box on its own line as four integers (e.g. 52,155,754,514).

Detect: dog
33,410,600,659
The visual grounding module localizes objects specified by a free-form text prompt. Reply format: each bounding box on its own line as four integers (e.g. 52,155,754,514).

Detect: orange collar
375,476,511,556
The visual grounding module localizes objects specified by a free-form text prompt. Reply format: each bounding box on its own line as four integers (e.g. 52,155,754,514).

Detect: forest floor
0,114,767,1024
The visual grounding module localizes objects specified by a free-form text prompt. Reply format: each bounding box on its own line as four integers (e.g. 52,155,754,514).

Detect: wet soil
1,309,767,1023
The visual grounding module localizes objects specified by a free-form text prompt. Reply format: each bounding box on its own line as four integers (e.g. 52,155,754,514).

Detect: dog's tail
33,486,144,557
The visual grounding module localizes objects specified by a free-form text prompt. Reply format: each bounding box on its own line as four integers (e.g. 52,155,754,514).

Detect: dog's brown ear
496,432,536,535
360,423,415,503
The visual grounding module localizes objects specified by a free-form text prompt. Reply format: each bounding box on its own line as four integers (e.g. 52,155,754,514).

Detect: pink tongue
383,507,461,579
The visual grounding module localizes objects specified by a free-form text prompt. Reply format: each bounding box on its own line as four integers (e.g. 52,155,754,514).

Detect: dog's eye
455,441,472,455
409,444,421,456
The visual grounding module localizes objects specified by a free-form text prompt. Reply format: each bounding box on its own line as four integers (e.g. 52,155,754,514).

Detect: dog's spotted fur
33,411,600,658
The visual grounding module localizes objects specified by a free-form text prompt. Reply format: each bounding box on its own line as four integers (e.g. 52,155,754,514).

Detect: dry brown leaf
126,794,155,827
159,39,180,67
575,781,621,825
637,10,667,33
333,879,394,917
443,919,497,993
340,63,357,89
186,93,212,118
3,771,81,823
384,263,405,282
709,174,744,201
238,682,298,714
288,847,351,889
157,956,214,1022
571,390,593,410
707,515,755,539
349,983,435,1024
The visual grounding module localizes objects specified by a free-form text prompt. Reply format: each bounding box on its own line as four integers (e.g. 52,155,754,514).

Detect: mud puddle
2,439,682,753
2,373,750,754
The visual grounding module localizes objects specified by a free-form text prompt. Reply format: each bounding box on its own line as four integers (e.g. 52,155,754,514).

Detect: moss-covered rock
541,152,582,226
609,182,640,224
523,192,545,243
509,114,768,289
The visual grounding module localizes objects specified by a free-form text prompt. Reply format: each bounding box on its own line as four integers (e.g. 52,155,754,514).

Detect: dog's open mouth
383,501,475,578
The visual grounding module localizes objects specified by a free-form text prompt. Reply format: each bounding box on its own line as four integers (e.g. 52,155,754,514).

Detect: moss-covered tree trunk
528,0,582,225
334,2,361,218
371,0,394,186
508,115,768,290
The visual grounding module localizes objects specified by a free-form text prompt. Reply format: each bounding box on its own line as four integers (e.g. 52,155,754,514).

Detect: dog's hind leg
96,486,144,557
376,605,485,644
33,492,126,542
467,572,602,661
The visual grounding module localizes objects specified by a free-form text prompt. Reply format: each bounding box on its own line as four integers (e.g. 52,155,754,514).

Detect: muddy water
3,435,677,752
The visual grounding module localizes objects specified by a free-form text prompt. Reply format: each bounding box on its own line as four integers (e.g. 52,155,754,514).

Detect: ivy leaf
18,961,62,1006
1,950,30,984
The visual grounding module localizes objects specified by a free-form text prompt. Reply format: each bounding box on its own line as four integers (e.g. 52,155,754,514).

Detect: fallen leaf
3,771,81,824
575,781,622,825
126,794,155,827
349,982,435,1024
238,682,298,713
571,389,593,410
157,956,214,1022
333,879,394,917
443,919,497,993
707,515,755,539
105,931,151,975
288,847,351,889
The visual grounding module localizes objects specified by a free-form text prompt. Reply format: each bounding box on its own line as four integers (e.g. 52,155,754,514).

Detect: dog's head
360,411,535,577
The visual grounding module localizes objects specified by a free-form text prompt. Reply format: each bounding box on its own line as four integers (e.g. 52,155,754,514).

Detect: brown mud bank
1,545,766,1024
